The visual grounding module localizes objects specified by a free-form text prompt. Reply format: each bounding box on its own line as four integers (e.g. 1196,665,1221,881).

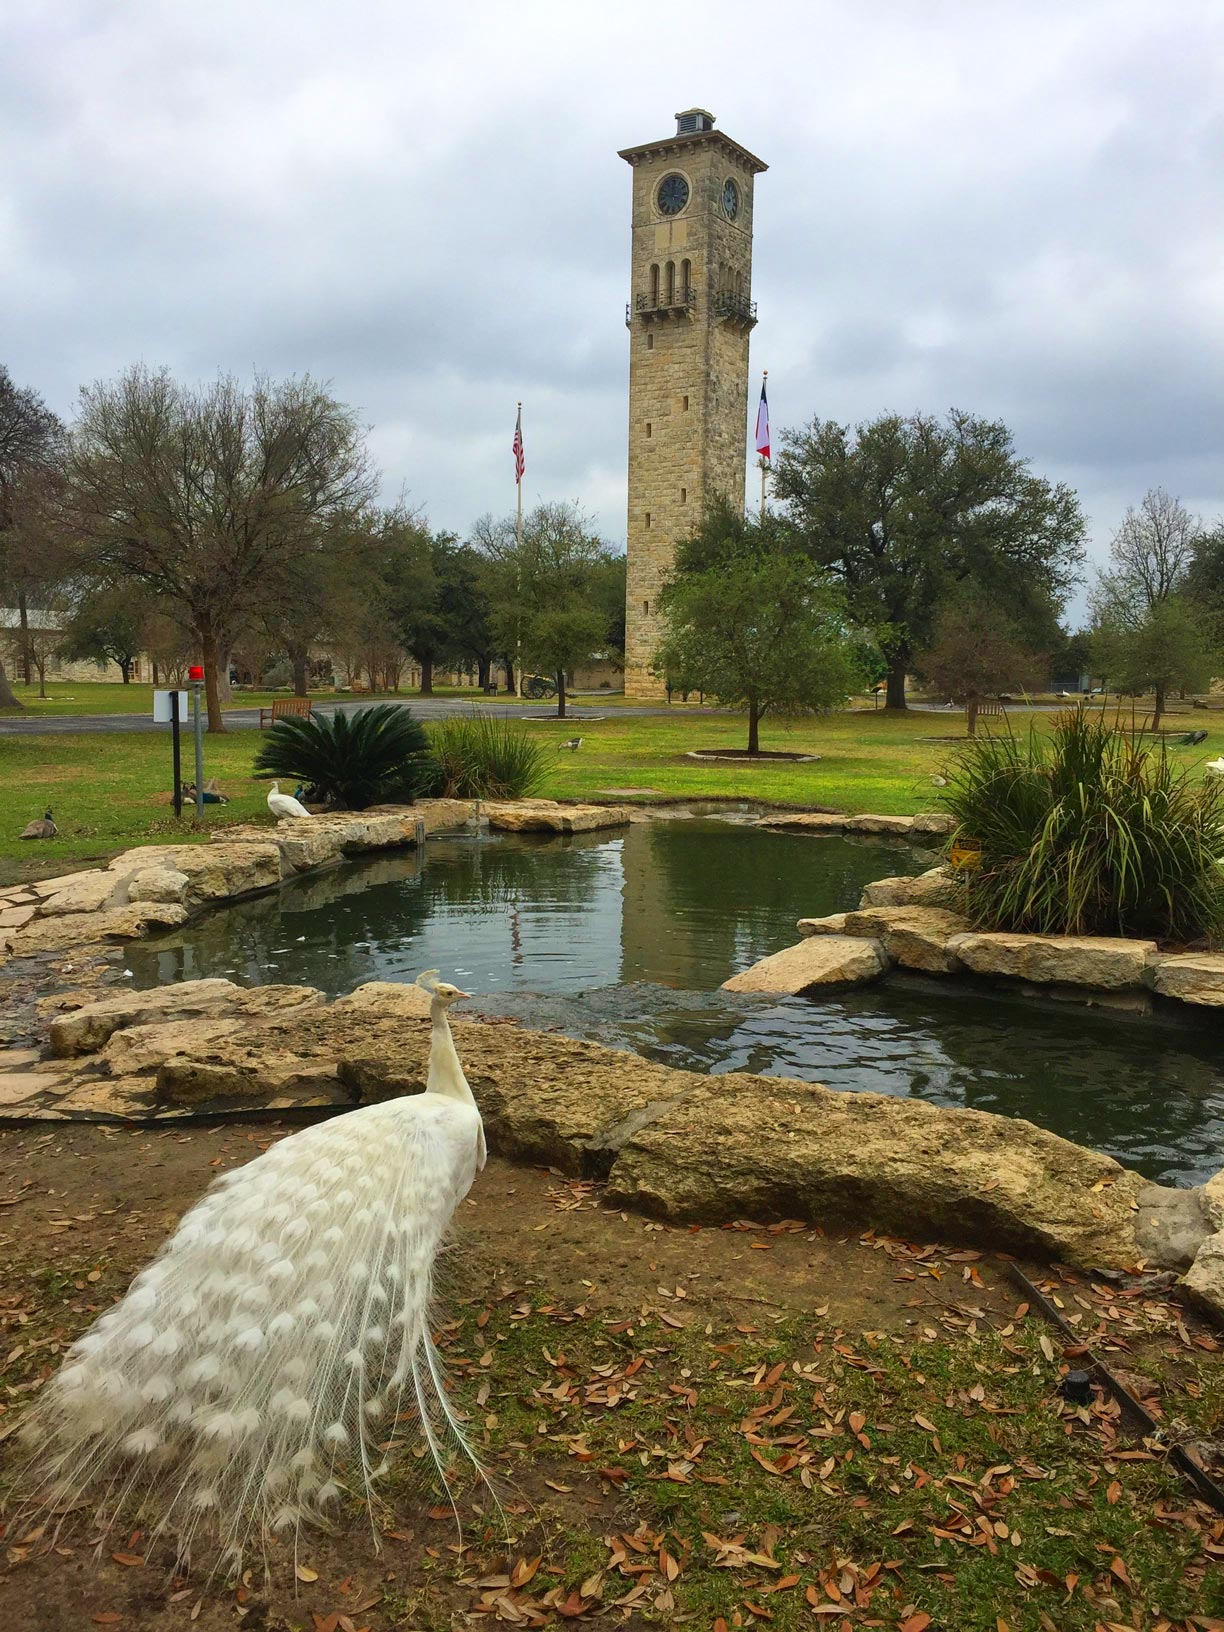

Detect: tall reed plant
940,709,1224,943
425,712,552,799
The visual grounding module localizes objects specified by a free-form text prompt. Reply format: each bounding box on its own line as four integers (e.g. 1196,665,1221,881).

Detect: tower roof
618,112,767,175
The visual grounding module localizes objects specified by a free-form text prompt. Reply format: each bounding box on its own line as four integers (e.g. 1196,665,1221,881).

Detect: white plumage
1205,757,1224,777
20,974,485,1570
267,781,312,819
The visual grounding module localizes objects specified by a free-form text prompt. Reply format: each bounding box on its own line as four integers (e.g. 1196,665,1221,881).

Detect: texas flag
754,376,770,462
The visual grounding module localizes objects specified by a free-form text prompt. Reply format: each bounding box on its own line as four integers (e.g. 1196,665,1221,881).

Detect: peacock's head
416,969,471,1006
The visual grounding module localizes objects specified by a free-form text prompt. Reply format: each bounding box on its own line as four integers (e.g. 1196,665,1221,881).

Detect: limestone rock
37,871,120,916
1204,1170,1224,1228
605,1074,1149,1269
842,905,971,974
910,813,956,836
796,913,848,936
156,1049,344,1106
28,870,106,901
410,798,476,833
1133,1183,1214,1270
1183,1231,1224,1322
271,825,345,874
99,987,323,1072
126,866,190,904
721,936,889,995
0,905,36,929
175,842,283,907
858,875,921,907
845,814,915,836
947,931,1156,990
97,903,189,940
332,980,433,1020
1147,952,1224,1007
758,813,851,834
49,977,241,1056
484,799,631,834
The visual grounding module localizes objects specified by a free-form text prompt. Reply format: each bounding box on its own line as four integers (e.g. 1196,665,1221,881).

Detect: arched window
665,260,675,305
650,264,659,306
681,258,691,301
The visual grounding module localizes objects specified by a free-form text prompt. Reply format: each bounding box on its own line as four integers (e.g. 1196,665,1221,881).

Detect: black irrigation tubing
1005,1261,1224,1516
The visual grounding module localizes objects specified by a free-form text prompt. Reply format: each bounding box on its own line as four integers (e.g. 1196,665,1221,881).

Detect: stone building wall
619,115,765,698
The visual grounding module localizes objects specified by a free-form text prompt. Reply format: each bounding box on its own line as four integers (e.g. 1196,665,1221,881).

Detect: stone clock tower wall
619,111,767,699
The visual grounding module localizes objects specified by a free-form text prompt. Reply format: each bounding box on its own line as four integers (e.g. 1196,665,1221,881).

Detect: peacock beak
454,990,471,1001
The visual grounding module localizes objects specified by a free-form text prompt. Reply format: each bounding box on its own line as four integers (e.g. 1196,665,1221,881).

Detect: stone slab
721,936,889,995
947,931,1156,991
842,905,972,974
1147,952,1224,1007
796,913,848,937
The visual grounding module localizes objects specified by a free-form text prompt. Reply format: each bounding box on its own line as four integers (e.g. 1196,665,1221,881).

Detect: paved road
0,696,723,736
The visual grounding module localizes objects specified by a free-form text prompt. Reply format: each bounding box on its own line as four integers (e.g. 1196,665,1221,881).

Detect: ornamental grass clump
254,704,434,810
940,709,1224,944
425,712,552,799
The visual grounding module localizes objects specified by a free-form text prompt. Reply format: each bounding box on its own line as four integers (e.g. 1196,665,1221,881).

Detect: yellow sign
950,840,982,871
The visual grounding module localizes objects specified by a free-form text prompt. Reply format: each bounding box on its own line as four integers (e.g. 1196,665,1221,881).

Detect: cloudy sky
3,1,1222,620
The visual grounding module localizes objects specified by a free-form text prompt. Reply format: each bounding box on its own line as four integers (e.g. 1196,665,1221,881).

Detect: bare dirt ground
2,1122,1223,1632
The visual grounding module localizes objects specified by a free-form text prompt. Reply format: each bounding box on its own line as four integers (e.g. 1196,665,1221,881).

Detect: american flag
512,405,525,484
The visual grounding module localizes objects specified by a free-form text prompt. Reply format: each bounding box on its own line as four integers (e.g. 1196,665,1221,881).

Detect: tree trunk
503,658,514,694
37,658,47,700
1153,682,1165,732
290,646,309,698
200,626,226,733
747,698,760,754
477,654,491,690
17,591,31,685
419,657,434,696
152,659,160,685
120,658,132,683
0,660,21,710
556,670,566,719
966,695,979,737
884,658,908,711
217,657,232,704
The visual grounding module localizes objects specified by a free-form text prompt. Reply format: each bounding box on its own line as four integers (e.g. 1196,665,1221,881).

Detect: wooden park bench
259,697,313,729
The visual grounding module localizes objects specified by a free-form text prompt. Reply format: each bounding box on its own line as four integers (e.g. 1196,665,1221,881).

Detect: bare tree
67,366,376,730
1094,488,1201,616
0,367,65,708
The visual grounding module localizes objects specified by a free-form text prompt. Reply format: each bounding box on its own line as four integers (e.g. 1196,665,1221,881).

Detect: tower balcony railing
713,291,758,327
625,288,697,324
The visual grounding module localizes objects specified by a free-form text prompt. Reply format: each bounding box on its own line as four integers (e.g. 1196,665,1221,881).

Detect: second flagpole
515,402,523,698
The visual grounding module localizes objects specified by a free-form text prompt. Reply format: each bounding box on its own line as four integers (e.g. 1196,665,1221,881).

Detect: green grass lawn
1,706,1220,886
0,680,508,716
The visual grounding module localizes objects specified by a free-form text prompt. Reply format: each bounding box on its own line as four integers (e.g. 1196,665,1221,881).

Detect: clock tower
619,109,767,698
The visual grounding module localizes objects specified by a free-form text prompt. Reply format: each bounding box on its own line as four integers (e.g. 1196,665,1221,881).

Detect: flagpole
515,402,523,699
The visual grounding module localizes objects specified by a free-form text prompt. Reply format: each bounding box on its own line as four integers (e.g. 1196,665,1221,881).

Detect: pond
126,816,1224,1187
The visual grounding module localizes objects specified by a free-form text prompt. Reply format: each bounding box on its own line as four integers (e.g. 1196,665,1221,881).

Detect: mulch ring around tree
685,748,821,763
3,1122,1224,1630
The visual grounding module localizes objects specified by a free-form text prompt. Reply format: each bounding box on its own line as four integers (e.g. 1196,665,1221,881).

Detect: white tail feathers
17,1089,487,1573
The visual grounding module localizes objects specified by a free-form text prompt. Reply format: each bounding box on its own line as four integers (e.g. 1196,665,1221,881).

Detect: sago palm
254,704,434,810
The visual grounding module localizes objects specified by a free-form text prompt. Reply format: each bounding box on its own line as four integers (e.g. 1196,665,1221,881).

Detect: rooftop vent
675,108,715,135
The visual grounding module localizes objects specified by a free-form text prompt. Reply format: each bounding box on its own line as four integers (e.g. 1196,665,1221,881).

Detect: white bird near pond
267,781,311,819
18,973,487,1571
1205,757,1224,777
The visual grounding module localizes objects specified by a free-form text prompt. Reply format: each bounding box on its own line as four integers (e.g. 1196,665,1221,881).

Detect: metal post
515,401,524,700
171,691,182,819
192,682,204,818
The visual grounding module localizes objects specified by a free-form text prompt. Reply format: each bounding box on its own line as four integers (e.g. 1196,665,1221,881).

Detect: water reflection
125,820,1224,1185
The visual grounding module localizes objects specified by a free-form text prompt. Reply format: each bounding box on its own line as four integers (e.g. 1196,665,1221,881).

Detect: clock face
656,174,690,216
723,178,740,220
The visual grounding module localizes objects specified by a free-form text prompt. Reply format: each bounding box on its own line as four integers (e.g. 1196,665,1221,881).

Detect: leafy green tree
653,502,864,753
772,409,1085,711
1091,597,1216,725
59,586,151,683
1089,489,1220,725
254,703,434,810
472,502,622,714
914,592,1047,734
1185,523,1224,644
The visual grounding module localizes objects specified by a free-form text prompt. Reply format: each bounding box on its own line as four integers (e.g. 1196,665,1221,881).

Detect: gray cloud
3,0,1222,622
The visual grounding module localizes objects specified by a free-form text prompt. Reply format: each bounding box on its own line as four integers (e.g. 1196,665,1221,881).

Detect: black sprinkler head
1058,1369,1094,1405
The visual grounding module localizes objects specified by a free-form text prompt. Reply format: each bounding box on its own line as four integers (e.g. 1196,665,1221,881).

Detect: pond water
126,817,1224,1186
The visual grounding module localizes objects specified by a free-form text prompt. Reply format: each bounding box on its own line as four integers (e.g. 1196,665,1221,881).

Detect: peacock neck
427,1001,477,1106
